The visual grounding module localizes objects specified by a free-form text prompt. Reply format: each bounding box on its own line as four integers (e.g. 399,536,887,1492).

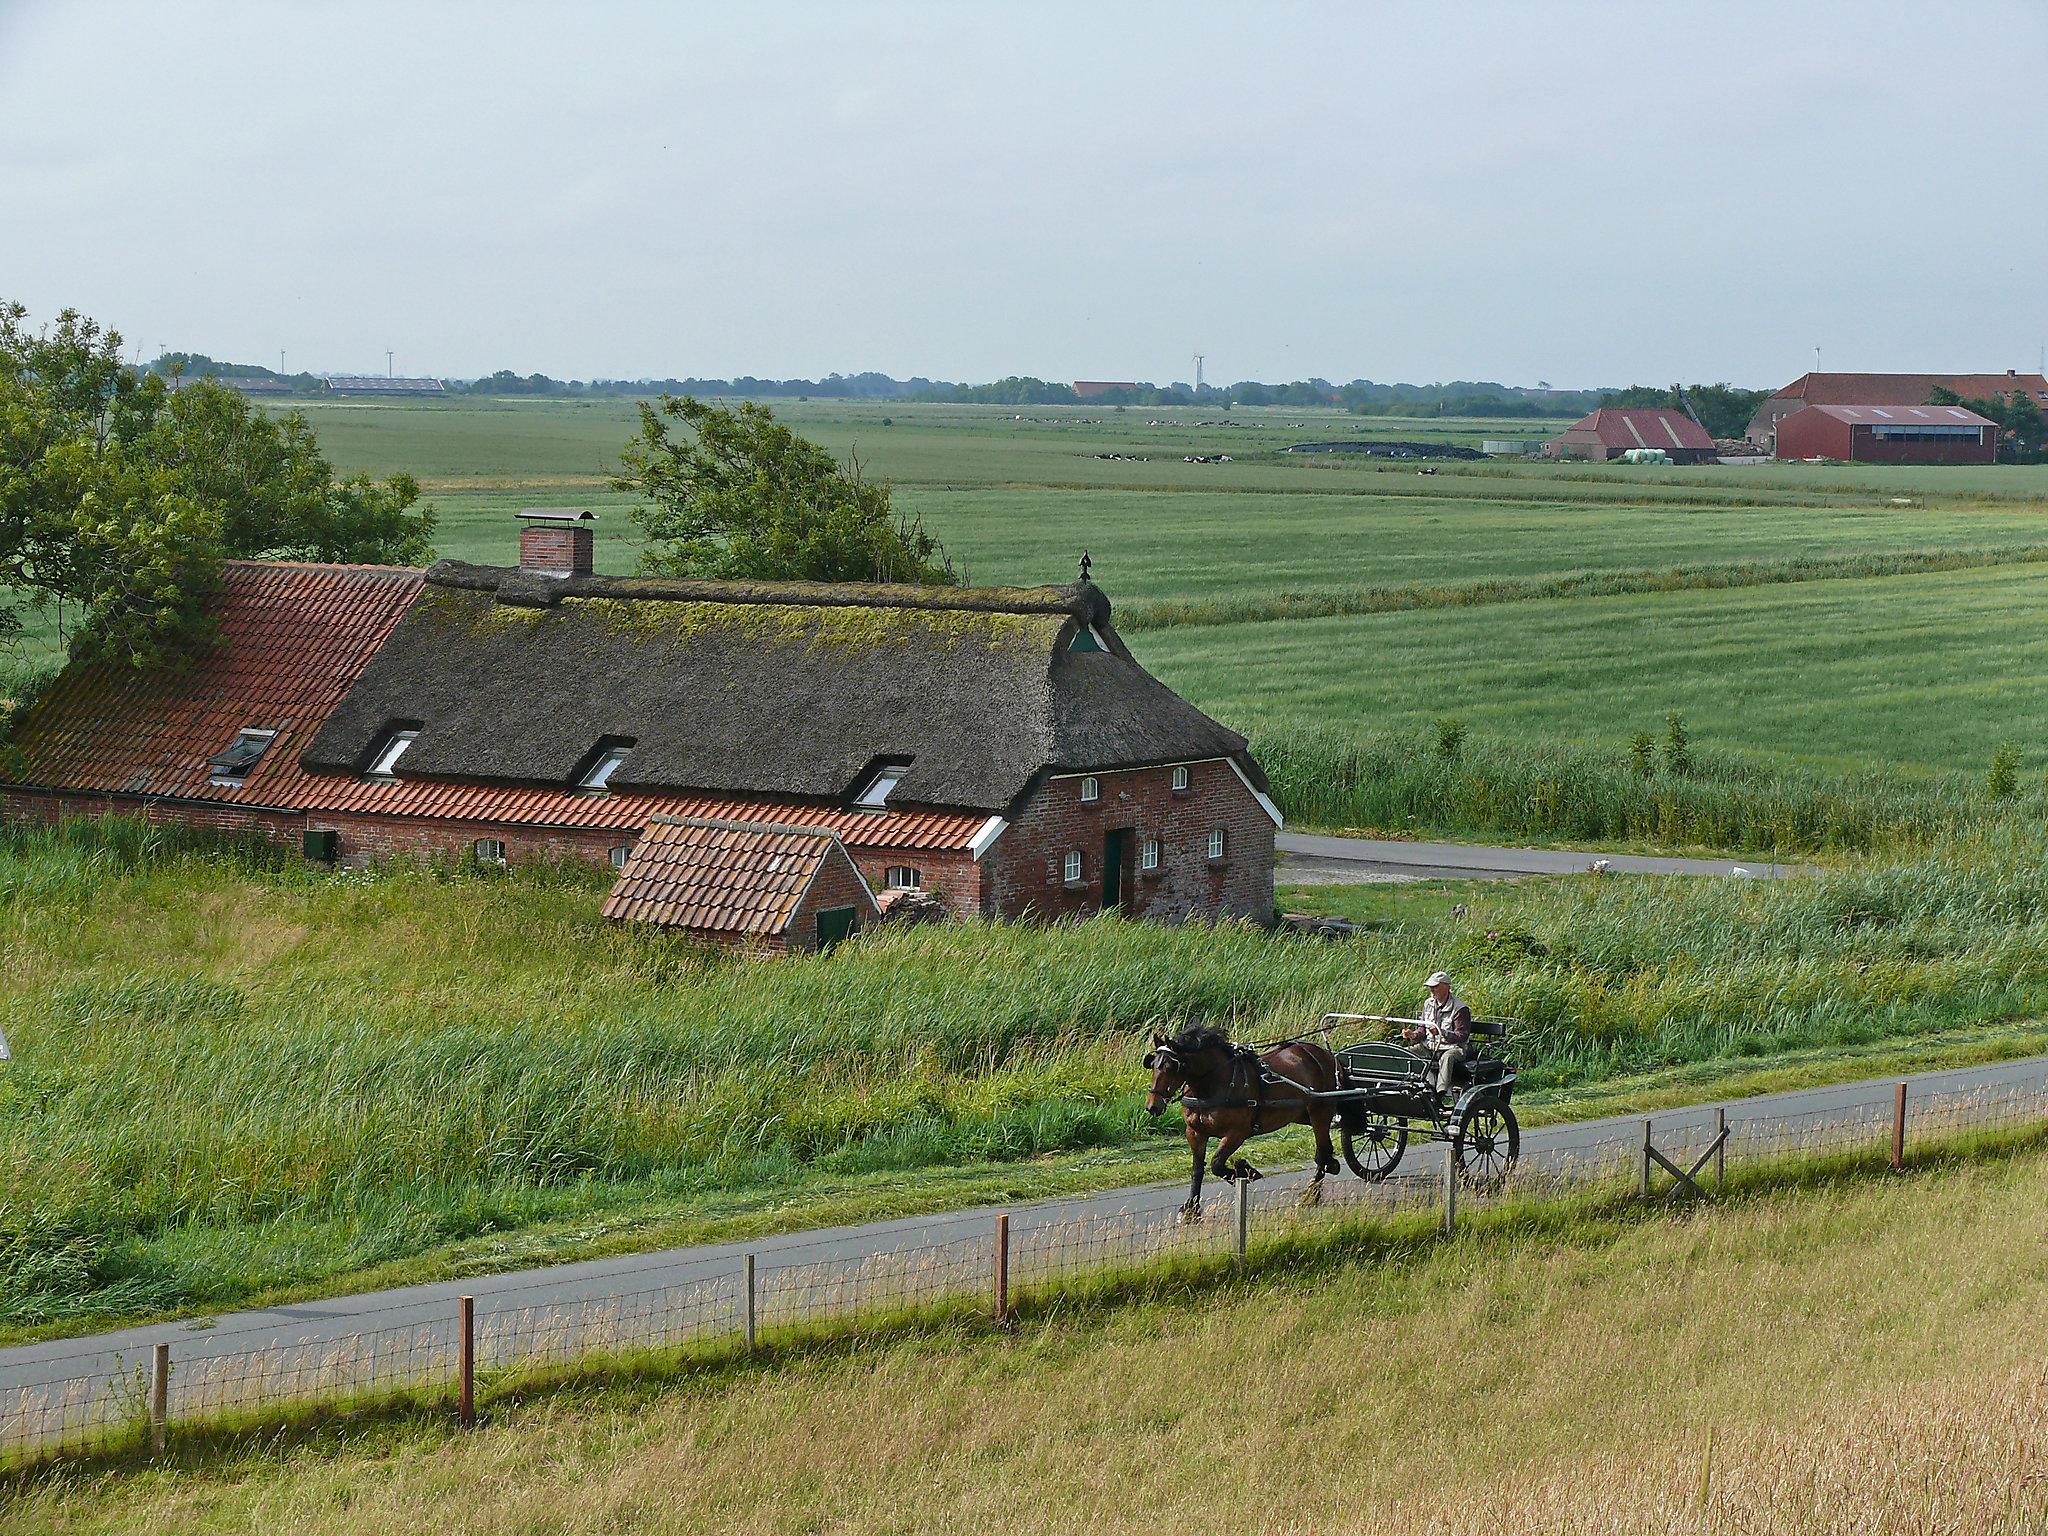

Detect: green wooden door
815,906,859,951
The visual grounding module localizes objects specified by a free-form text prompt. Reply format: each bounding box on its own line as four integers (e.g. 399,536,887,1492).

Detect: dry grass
10,1151,2048,1534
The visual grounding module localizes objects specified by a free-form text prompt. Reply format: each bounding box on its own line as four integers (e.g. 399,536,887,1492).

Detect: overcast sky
2,1,2043,389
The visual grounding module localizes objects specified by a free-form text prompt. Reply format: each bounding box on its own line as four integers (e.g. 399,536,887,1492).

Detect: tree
613,396,955,585
0,301,434,667
1929,385,2044,461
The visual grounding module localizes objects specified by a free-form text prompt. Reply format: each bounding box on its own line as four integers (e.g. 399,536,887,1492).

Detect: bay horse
1144,1024,1342,1219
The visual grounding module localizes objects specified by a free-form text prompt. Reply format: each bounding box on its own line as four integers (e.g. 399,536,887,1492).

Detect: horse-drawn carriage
1143,1011,1521,1216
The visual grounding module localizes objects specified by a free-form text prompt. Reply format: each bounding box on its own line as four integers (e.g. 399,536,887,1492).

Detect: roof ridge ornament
1078,550,1092,583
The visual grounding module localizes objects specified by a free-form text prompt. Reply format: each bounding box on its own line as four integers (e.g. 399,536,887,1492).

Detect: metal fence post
993,1213,1010,1322
149,1340,169,1455
1715,1107,1726,1193
457,1295,475,1428
1234,1178,1250,1266
743,1253,758,1353
1442,1143,1457,1235
1641,1118,1653,1200
1892,1082,1907,1171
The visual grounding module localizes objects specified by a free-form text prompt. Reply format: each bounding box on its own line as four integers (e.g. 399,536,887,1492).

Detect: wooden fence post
993,1213,1010,1322
1715,1107,1726,1194
1641,1118,1653,1200
149,1340,169,1455
1442,1143,1457,1235
1234,1178,1250,1266
743,1254,758,1353
456,1295,475,1428
1892,1082,1907,1172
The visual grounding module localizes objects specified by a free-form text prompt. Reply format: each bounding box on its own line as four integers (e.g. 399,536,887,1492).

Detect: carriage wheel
1340,1115,1408,1181
1452,1099,1519,1193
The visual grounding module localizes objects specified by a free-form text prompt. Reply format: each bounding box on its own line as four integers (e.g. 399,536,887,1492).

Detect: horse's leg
1312,1106,1339,1179
1211,1125,1255,1182
1181,1121,1208,1222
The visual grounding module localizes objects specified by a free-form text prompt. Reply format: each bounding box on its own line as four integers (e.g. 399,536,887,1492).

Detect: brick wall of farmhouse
980,761,1274,924
843,846,980,916
0,787,305,847
310,812,636,869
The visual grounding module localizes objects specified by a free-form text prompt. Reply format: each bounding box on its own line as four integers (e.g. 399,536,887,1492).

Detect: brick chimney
517,508,595,577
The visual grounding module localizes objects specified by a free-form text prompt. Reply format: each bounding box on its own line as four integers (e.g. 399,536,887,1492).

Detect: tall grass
1256,725,2002,853
8,817,2048,1323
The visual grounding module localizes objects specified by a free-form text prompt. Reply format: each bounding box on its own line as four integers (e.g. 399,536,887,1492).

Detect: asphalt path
1277,831,1810,882
5,1050,2042,1409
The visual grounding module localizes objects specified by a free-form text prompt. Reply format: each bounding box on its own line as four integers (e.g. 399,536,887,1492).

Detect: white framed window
1171,765,1190,792
1079,775,1100,803
884,865,921,890
579,744,632,791
206,728,276,785
854,761,910,810
366,729,419,781
474,838,506,865
609,844,633,870
1062,850,1083,884
1141,838,1160,871
1207,828,1226,860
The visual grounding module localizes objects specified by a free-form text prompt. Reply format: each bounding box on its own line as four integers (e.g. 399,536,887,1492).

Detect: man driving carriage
1401,970,1472,1095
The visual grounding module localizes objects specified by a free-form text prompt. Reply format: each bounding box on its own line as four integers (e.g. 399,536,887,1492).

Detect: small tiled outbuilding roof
3,562,422,807
1558,408,1716,453
601,815,879,936
302,563,1259,814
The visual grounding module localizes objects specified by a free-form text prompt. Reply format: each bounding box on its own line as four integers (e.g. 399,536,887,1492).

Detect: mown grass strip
1124,543,2048,630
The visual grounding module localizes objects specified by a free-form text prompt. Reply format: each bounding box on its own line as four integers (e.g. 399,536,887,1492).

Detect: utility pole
280,348,286,375
386,349,394,379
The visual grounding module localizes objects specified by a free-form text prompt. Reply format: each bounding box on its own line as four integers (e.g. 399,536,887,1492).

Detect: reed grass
6,817,2048,1326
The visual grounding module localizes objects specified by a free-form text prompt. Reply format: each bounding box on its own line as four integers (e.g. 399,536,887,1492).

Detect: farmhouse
1747,371,2048,452
1772,402,1999,465
1544,408,1717,464
1,516,1278,927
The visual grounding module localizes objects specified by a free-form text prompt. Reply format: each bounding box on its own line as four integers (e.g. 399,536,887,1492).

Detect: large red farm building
1773,403,1999,464
1,515,1279,934
1747,371,2048,453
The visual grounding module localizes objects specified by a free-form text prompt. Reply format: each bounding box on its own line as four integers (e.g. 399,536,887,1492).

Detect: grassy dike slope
9,1149,2047,1534
10,818,2048,1332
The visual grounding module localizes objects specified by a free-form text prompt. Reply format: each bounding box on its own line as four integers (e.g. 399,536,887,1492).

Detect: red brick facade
976,758,1276,923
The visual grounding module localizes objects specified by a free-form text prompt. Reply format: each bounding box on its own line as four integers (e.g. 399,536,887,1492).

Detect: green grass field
9,815,2048,1335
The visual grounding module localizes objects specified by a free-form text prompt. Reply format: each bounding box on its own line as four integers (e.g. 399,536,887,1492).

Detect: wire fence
4,1067,2044,1469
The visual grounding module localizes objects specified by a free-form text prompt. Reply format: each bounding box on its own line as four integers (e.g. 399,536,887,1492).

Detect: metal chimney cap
517,507,598,522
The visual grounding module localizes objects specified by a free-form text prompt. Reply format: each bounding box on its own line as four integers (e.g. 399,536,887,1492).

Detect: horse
1143,1024,1342,1219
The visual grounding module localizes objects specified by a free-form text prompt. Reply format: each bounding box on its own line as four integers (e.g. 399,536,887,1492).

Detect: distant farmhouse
324,375,449,396
1,514,1278,947
166,372,296,396
1544,407,1717,463
1072,381,1140,400
1748,371,2048,453
1773,403,1999,464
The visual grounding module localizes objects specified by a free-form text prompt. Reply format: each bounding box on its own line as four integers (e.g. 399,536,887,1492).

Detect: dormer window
577,742,633,792
207,728,276,786
854,760,911,810
364,729,419,782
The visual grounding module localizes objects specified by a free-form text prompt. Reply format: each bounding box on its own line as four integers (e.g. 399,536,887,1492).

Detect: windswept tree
0,302,435,667
614,395,954,585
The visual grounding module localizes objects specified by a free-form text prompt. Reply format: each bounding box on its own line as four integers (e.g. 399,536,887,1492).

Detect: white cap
1425,971,1451,988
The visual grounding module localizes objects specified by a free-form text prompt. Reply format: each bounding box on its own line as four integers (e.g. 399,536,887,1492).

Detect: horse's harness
1156,1040,1318,1134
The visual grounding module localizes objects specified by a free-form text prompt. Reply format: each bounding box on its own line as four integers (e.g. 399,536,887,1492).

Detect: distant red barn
1748,371,2048,451
1773,403,1998,465
1545,408,1717,464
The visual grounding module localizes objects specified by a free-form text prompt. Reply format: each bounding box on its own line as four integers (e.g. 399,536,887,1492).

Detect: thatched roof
301,562,1256,813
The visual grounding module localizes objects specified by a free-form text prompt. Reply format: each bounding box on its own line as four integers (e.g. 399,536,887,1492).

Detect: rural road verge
1277,830,1811,883
0,1050,2033,1402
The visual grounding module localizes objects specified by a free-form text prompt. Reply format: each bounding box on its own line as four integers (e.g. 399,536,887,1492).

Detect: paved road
1277,830,1810,882
4,1051,2040,1407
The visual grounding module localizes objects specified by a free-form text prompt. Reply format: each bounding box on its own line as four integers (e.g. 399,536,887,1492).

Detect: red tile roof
601,816,879,935
1797,403,1997,427
1769,372,2048,406
4,561,421,807
1561,408,1716,452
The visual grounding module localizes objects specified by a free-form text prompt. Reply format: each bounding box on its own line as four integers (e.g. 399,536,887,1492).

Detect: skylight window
579,744,632,791
207,728,276,785
854,761,910,810
365,729,419,781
